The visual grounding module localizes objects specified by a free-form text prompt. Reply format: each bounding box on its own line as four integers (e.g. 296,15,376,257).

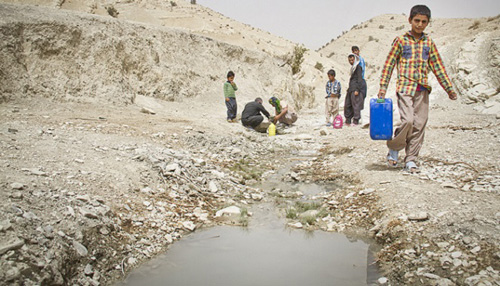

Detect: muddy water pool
122,152,380,285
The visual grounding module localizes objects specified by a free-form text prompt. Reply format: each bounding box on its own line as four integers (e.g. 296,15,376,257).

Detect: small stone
84,264,94,276
451,251,462,258
10,192,23,199
99,227,110,235
320,130,327,136
441,182,457,189
424,273,441,279
215,206,241,217
408,212,429,221
5,267,21,281
67,206,75,217
359,188,375,195
76,195,91,202
327,200,340,205
0,220,13,232
22,211,38,220
143,201,151,207
288,222,303,229
140,107,156,115
345,192,355,199
182,221,196,231
251,193,263,201
164,163,180,173
462,236,473,245
128,257,137,265
300,210,319,218
471,246,481,254
0,238,24,255
73,240,88,256
79,208,99,219
208,181,218,193
10,183,24,190
378,277,388,284
165,234,173,244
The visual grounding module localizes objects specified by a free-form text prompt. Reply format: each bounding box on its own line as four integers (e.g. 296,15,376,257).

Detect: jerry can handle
376,98,385,103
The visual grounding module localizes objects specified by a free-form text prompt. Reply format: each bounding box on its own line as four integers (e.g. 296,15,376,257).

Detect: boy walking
378,5,457,172
224,71,238,122
325,69,341,126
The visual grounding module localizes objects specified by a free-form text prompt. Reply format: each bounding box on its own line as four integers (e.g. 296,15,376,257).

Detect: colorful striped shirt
326,80,341,98
379,31,454,96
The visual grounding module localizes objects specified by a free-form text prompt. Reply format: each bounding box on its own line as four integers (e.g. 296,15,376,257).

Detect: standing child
224,71,238,123
344,54,364,126
378,5,457,172
325,69,341,127
352,45,367,100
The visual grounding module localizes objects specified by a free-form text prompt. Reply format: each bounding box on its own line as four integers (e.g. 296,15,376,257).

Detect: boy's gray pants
387,90,429,163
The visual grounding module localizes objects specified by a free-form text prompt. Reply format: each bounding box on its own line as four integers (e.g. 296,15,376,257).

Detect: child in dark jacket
344,54,365,125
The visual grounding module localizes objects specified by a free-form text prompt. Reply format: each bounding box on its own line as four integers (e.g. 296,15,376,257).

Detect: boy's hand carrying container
369,98,393,140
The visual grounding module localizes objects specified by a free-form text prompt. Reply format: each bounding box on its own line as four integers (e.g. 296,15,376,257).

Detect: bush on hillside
487,14,500,22
379,25,385,29
106,6,119,18
314,62,324,72
290,45,308,75
468,21,480,30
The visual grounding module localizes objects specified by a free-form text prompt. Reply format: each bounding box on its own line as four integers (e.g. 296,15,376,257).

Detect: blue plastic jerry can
370,98,393,140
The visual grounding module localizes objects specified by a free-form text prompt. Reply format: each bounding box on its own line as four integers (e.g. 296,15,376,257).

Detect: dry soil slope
0,0,342,113
0,3,302,115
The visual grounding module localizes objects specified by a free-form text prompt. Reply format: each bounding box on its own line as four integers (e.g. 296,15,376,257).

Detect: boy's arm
378,38,402,98
231,82,238,91
428,41,457,100
326,82,331,97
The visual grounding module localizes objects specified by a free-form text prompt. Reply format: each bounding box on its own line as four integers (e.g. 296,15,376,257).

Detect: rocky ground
1,93,499,286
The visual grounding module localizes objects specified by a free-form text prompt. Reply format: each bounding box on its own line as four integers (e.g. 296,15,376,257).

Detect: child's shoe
326,122,332,127
403,161,420,173
387,149,398,167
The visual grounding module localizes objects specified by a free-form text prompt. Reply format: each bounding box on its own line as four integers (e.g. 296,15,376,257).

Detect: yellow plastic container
268,123,276,136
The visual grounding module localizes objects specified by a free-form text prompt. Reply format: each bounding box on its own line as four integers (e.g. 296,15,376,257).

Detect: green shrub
291,45,308,75
314,62,324,72
468,20,480,30
106,6,119,17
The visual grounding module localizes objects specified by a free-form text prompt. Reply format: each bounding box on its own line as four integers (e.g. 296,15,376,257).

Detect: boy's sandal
387,149,398,167
404,161,420,173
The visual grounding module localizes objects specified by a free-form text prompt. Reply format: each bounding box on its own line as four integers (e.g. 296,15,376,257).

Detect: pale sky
196,0,500,49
